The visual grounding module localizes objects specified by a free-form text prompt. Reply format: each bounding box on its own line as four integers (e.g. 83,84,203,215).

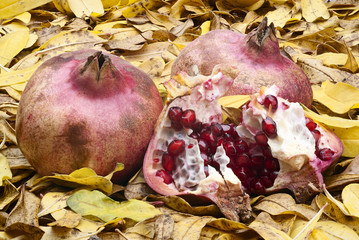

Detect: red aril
143,69,343,222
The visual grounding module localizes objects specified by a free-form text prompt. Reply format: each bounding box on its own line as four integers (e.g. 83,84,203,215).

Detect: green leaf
67,189,161,222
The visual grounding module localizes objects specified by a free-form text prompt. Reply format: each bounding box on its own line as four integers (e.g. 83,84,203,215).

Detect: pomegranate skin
15,50,163,184
171,18,313,108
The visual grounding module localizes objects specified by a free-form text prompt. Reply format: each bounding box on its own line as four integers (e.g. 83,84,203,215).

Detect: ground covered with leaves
1,0,359,239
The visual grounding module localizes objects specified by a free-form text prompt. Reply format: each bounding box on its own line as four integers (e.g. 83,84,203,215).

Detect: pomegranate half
16,50,163,184
171,18,313,108
143,68,343,222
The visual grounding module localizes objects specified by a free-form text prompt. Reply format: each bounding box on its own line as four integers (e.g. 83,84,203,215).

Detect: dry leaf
0,0,52,20
4,185,44,239
67,189,162,222
33,164,123,194
342,183,359,218
47,210,82,228
254,193,317,220
154,214,174,240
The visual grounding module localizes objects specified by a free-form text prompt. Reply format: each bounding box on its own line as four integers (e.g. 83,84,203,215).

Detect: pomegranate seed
262,147,273,158
181,109,196,128
216,137,225,147
153,158,160,163
251,178,266,194
262,95,278,111
162,152,175,172
234,139,248,153
250,154,265,169
262,117,277,138
317,148,334,161
282,102,289,110
255,132,268,146
200,130,216,145
234,153,250,166
311,129,321,143
189,132,199,139
305,118,317,131
260,176,273,188
264,158,280,171
269,171,279,181
222,123,236,136
223,141,237,156
167,140,185,156
210,123,223,137
198,139,209,153
155,170,173,184
188,144,194,149
234,166,255,180
191,121,202,132
168,107,182,124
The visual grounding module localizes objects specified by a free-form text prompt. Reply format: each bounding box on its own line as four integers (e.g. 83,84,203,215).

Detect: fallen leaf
0,30,29,66
342,183,359,218
0,0,52,20
148,195,222,218
292,203,327,239
0,154,12,186
253,193,317,220
301,0,330,22
4,185,44,239
67,189,161,222
154,214,174,240
38,191,73,217
33,164,123,194
47,210,82,228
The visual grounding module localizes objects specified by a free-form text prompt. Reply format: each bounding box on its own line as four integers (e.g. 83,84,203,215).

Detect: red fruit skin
171,18,313,108
15,50,163,184
143,69,252,222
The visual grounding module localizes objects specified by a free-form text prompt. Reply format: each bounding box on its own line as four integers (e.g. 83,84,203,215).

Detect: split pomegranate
143,69,343,222
16,49,163,184
170,18,313,108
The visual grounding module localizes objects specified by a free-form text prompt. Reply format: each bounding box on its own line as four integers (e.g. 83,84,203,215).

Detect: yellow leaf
219,95,251,109
0,63,40,88
47,210,82,228
313,81,359,114
0,154,12,186
172,216,215,240
301,0,330,22
254,193,317,220
200,20,211,35
309,228,331,240
3,11,31,24
144,8,182,31
0,30,29,66
67,189,161,222
313,221,359,240
323,187,350,216
342,183,359,218
0,0,52,20
265,4,292,28
38,191,73,217
33,165,124,194
292,204,326,239
249,220,292,240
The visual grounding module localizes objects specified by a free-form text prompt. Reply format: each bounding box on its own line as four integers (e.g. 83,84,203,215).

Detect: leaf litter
0,0,359,239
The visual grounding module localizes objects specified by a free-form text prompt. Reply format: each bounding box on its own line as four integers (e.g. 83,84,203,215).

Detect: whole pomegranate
143,68,342,222
171,18,313,108
16,50,163,184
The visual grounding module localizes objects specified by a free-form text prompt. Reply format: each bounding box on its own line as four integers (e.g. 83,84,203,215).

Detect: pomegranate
143,69,343,222
15,50,163,184
171,18,313,108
